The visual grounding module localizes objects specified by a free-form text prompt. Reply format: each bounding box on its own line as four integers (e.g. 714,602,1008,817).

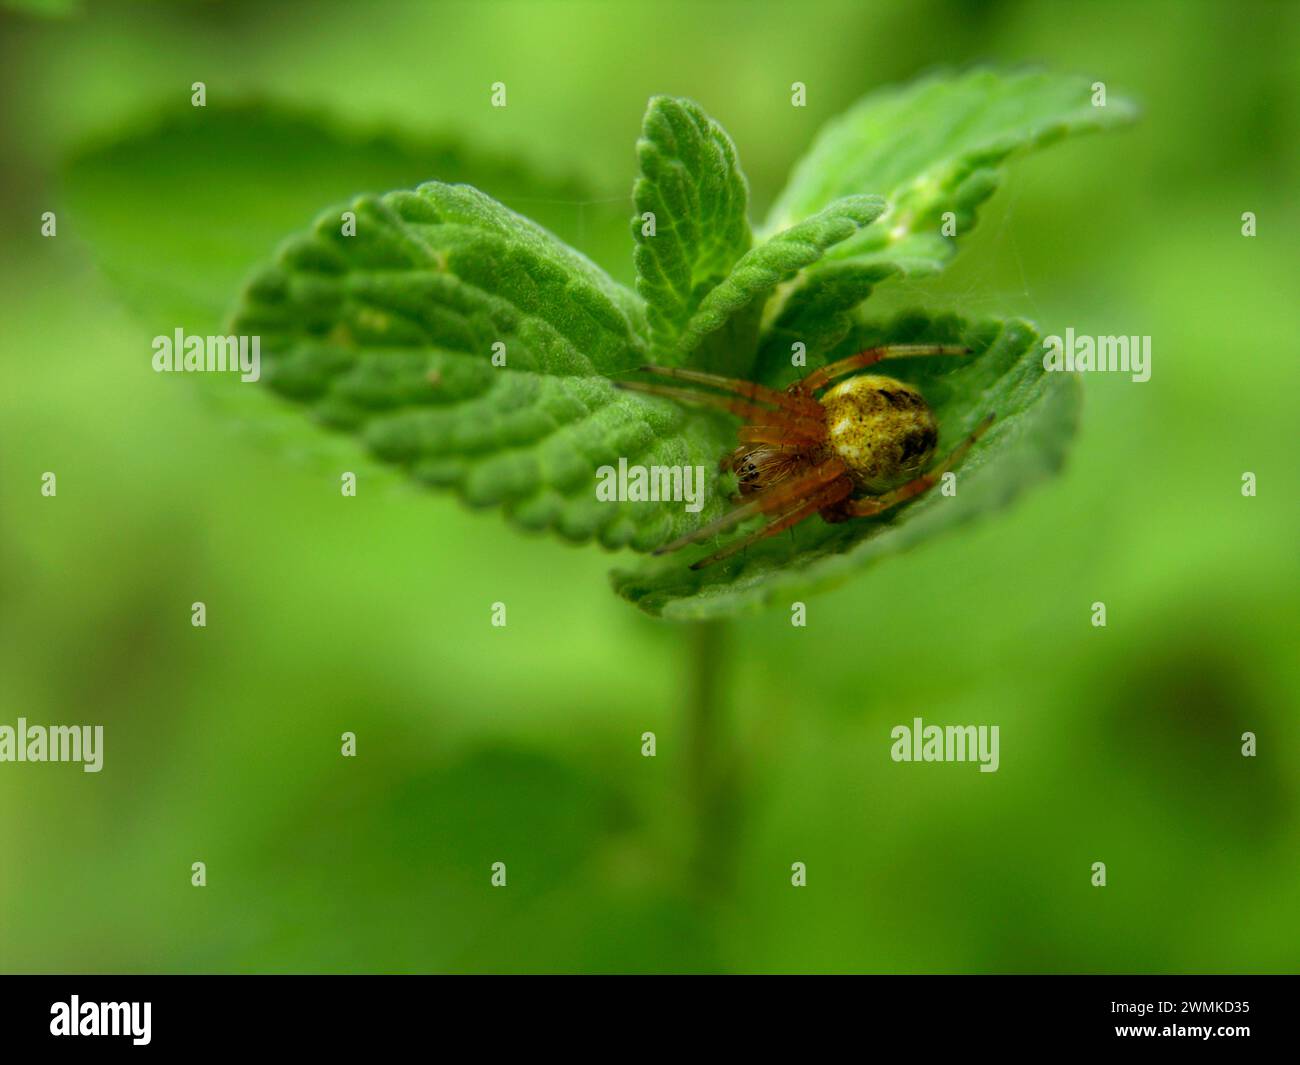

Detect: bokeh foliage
1,0,1297,973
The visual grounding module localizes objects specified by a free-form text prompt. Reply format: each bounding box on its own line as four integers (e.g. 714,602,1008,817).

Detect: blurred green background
1,0,1296,973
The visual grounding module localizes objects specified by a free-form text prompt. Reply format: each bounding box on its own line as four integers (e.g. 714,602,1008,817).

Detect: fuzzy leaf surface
632,95,752,367
231,182,736,549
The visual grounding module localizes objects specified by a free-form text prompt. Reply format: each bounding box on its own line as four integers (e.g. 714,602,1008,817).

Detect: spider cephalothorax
615,344,994,569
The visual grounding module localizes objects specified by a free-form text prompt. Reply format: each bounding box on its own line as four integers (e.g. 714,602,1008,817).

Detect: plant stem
686,619,734,898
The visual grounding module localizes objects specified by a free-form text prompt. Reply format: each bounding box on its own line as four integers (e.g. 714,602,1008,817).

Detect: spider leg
689,476,854,569
613,381,825,437
793,344,972,394
737,425,822,447
629,365,824,418
653,457,848,556
840,412,995,518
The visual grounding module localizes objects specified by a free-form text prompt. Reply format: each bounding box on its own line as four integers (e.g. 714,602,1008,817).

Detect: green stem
686,619,733,897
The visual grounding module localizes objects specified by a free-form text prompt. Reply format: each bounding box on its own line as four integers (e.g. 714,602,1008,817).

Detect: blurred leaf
763,68,1137,291
231,182,735,549
611,310,1080,619
677,194,886,377
60,102,594,330
632,95,752,366
1,0,81,16
58,101,629,485
234,746,638,972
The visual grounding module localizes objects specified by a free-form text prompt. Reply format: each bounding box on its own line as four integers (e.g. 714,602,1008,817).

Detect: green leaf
231,181,737,550
59,102,648,492
610,309,1079,620
764,68,1137,278
72,76,1129,606
752,259,899,384
676,194,886,378
632,95,752,365
606,70,1133,616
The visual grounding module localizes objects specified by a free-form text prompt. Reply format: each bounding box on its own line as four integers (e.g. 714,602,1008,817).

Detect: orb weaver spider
614,344,995,569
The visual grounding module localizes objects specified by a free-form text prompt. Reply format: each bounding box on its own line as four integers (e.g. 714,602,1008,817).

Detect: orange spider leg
737,425,822,447
653,457,848,556
794,344,972,394
630,365,824,418
613,381,825,438
841,413,995,518
688,476,854,570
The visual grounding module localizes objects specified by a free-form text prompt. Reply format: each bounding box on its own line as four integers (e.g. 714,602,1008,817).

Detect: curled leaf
611,310,1078,619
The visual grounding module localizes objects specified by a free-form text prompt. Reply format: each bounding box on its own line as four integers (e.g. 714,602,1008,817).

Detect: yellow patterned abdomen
821,374,939,492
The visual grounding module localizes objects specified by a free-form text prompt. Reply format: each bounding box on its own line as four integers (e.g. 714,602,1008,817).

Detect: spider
614,344,995,569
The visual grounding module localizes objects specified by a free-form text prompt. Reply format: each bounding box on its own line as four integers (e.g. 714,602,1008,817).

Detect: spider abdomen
820,374,939,492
